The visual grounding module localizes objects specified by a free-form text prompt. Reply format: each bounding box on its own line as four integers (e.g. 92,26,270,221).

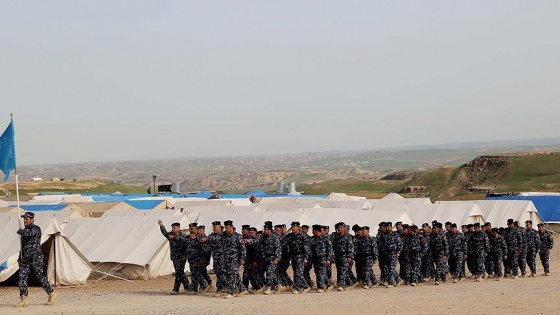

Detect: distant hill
10,139,560,193
300,152,560,201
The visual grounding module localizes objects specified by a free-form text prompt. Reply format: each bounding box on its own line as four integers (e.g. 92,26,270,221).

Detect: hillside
300,152,560,201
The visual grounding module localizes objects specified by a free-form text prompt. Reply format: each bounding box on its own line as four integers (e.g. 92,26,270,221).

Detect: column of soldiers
158,217,554,298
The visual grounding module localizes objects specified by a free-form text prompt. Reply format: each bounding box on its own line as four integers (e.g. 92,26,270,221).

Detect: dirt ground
1,236,559,315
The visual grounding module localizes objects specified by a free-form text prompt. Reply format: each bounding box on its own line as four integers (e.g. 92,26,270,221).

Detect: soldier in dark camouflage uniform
185,223,209,294
503,219,522,278
241,225,263,293
159,220,189,294
397,224,408,283
376,222,387,284
483,222,494,277
15,212,56,307
524,220,541,277
537,223,554,276
275,224,293,291
488,228,507,280
383,222,402,287
514,221,528,277
355,226,378,288
467,223,489,281
429,222,449,285
285,222,311,294
198,225,213,287
301,225,314,288
404,225,423,286
310,224,334,292
322,225,334,285
420,223,435,281
259,222,282,294
332,222,354,291
220,220,247,299
206,221,225,296
447,223,467,283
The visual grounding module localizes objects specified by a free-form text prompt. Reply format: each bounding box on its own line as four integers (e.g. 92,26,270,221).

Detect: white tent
64,215,191,279
0,214,93,285
326,193,367,201
32,194,94,203
318,200,370,210
436,200,543,227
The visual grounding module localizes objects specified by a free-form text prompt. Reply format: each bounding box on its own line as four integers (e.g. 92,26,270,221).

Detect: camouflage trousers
448,254,464,279
398,254,406,282
466,252,475,276
188,260,208,292
18,256,53,297
526,249,537,274
335,258,350,287
346,261,357,286
504,250,519,276
326,263,332,282
433,255,448,282
490,254,504,277
518,248,527,275
264,258,278,288
213,258,224,291
303,262,312,287
539,251,550,273
378,255,386,282
312,260,329,289
172,258,190,292
223,263,241,295
404,254,421,284
291,256,309,290
485,254,494,275
473,251,486,275
421,254,435,279
358,256,377,286
383,254,399,285
242,262,264,290
277,260,293,286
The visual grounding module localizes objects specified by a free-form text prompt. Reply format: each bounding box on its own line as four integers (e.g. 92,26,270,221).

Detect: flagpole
10,114,22,228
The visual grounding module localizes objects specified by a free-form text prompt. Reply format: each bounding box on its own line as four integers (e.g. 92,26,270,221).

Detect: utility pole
152,175,157,196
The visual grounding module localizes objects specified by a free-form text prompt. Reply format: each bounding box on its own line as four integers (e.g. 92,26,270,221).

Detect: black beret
224,220,233,226
189,223,198,228
435,222,443,229
274,224,282,229
473,223,480,228
312,224,322,231
302,225,309,229
378,222,385,227
402,224,409,229
491,228,499,233
335,222,345,228
249,227,257,232
537,223,544,227
281,224,286,228
467,224,474,228
411,225,418,230
484,222,491,226
21,212,35,218
171,222,180,227
352,224,360,232
256,231,263,235
264,223,273,229
242,225,250,230
431,220,437,224
395,221,402,226
322,225,329,230
525,220,532,224
507,219,514,225
291,221,300,227
444,222,452,226
264,221,272,226
386,222,392,226
361,226,370,230
198,225,205,229
450,223,457,228
212,221,221,226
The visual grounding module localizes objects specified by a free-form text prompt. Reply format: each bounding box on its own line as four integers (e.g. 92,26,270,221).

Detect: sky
1,1,559,166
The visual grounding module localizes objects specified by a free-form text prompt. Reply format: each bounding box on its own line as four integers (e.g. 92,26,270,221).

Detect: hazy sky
1,1,559,166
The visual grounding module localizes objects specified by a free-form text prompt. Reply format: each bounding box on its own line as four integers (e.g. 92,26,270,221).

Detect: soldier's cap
242,225,251,230
323,225,329,230
467,224,474,229
21,212,35,219
188,223,198,228
301,224,309,229
378,222,385,227
257,231,263,235
395,221,402,226
473,223,480,228
411,225,418,230
224,220,233,226
484,222,491,226
264,223,273,230
281,224,286,228
525,220,532,224
264,221,273,226
402,224,409,229
361,226,370,230
171,222,180,227
507,218,514,225
450,223,457,228
422,223,429,228
386,221,393,226
431,220,437,224
198,225,205,230
491,227,499,233
461,225,467,228
249,227,257,232
335,222,345,228
312,224,322,231
435,222,443,229
212,221,221,226
274,224,282,229
537,223,544,227
291,221,300,227
445,221,452,226
352,224,361,232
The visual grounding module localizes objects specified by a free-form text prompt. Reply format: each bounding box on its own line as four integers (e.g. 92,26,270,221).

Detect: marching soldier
514,221,528,277
185,223,209,294
259,222,282,295
524,220,541,277
447,223,467,283
404,225,423,286
207,221,225,296
241,225,264,293
488,228,508,280
158,219,189,294
310,224,334,292
429,222,449,285
198,225,213,288
468,223,489,282
332,222,354,291
219,220,247,299
355,226,378,289
285,222,311,294
14,212,56,307
537,223,554,276
503,219,522,279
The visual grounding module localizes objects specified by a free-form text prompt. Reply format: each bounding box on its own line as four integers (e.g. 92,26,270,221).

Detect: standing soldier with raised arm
158,219,189,295
14,212,56,307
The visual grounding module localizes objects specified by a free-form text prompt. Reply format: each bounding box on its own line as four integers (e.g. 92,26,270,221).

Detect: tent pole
53,235,57,286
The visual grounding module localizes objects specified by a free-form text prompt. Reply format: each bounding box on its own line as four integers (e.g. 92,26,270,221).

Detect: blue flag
0,120,16,182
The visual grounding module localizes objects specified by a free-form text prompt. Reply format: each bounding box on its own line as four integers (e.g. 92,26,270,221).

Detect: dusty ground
1,236,559,315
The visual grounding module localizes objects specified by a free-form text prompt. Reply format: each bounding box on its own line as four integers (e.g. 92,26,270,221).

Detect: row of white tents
0,193,544,288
